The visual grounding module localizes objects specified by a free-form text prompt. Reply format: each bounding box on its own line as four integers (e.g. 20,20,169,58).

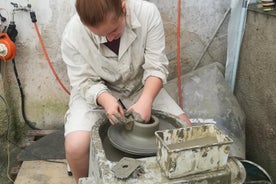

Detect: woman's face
87,12,126,42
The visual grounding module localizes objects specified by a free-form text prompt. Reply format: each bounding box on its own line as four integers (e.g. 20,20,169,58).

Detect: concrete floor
14,160,75,184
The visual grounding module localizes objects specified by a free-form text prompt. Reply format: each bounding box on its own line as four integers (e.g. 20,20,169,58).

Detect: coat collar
117,0,141,59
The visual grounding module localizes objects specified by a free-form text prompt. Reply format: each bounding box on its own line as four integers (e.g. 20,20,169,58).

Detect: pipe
29,12,70,95
177,0,183,108
33,22,70,95
12,58,40,130
225,0,249,92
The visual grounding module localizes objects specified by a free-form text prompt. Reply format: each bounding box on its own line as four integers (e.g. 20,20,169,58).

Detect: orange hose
33,23,70,95
177,0,183,109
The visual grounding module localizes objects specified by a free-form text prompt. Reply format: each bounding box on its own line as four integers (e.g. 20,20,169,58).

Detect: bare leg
179,113,192,126
65,131,90,183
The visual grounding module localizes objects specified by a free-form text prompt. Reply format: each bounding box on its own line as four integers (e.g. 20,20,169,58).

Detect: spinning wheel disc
107,115,180,156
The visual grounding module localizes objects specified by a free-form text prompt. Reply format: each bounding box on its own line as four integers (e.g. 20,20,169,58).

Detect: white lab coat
61,0,169,108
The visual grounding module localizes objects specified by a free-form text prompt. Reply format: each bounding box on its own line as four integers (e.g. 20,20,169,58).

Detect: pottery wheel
108,115,177,156
108,126,156,156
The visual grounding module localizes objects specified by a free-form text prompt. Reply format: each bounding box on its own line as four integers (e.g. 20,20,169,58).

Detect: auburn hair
76,0,124,27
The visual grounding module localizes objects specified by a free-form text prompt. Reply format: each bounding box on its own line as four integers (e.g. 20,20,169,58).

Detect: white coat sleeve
142,3,169,84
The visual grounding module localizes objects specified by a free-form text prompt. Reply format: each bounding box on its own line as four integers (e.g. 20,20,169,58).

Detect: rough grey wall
235,5,276,180
151,0,230,79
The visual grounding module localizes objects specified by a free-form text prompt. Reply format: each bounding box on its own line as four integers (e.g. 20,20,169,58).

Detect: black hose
12,59,40,130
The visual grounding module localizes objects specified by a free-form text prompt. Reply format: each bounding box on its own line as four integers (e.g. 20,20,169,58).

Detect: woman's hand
128,76,163,123
128,99,152,123
97,92,125,125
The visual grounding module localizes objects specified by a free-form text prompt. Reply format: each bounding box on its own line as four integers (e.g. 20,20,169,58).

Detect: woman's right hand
96,92,125,125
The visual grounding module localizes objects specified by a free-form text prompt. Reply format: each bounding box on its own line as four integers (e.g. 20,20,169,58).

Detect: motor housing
0,33,16,61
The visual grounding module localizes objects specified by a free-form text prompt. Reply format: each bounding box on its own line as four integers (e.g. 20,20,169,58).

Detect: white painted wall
0,0,230,129
0,0,75,129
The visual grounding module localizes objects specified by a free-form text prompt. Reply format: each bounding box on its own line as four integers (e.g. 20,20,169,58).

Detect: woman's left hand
127,99,152,123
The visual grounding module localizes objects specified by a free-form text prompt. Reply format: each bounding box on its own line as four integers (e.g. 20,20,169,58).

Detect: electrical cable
0,93,65,183
30,12,70,95
176,0,183,109
0,8,69,182
1,13,40,130
12,58,40,130
0,94,14,183
3,9,70,130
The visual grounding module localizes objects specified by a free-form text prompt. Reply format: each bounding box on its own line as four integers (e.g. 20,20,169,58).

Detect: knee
65,131,90,158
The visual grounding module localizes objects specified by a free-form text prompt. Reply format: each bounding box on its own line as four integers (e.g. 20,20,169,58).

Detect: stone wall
235,4,276,180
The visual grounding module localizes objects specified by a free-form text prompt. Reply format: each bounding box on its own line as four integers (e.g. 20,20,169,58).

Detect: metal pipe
225,0,250,92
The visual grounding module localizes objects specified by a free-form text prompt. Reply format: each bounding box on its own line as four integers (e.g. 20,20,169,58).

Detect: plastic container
155,124,233,178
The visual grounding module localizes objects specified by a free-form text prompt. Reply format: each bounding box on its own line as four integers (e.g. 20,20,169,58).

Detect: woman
61,0,191,182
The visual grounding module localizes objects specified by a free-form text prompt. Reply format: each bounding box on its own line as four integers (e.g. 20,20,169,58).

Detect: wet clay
167,136,218,150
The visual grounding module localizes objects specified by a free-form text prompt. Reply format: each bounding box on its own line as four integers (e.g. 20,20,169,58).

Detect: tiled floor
14,159,75,184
